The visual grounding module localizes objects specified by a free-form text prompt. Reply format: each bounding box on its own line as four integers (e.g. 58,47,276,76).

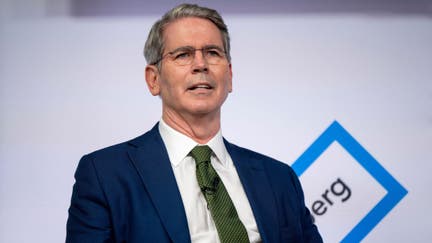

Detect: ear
228,63,233,93
145,65,161,96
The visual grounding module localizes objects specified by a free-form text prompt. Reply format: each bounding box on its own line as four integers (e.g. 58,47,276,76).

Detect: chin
185,99,223,115
189,106,219,116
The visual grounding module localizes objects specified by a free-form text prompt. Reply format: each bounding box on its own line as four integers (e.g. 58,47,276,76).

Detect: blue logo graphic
292,121,408,242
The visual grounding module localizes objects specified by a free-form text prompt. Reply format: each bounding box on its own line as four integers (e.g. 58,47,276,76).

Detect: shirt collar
158,119,228,168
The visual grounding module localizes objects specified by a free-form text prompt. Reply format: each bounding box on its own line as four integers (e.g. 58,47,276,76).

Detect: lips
188,83,213,90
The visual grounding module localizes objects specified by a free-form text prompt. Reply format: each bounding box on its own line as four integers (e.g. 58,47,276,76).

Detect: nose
192,49,208,73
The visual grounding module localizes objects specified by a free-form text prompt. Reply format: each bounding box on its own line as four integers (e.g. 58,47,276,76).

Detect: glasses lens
203,48,225,65
171,49,194,65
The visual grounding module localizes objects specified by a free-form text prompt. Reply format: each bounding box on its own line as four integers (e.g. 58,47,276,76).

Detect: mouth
188,83,213,91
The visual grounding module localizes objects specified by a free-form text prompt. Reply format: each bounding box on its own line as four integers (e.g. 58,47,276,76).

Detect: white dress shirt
158,119,262,243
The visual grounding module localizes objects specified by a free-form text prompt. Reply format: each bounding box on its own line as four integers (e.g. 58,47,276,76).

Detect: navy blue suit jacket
66,124,322,243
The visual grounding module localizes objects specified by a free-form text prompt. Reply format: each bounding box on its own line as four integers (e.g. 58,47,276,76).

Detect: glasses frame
151,45,227,66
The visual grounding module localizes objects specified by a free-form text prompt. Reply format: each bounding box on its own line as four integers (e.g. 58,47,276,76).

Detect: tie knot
189,145,212,164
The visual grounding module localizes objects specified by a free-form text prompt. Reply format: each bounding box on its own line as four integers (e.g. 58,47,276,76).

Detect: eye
173,50,192,60
205,49,223,57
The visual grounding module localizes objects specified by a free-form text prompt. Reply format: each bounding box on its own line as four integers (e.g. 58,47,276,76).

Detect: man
66,4,322,243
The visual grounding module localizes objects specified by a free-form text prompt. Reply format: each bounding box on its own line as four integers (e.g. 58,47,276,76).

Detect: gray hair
143,3,231,66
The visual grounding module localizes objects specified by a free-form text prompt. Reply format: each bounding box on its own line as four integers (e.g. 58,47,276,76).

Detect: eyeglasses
152,46,227,66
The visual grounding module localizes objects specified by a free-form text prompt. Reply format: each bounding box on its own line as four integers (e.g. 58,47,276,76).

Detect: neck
162,109,221,144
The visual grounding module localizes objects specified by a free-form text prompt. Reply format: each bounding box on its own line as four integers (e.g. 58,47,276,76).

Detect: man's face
146,17,232,119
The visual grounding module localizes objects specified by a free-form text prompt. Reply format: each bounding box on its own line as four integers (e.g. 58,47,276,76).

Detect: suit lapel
128,124,191,243
225,140,280,243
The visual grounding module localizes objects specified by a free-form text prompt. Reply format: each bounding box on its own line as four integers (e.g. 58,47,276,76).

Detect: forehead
162,17,223,50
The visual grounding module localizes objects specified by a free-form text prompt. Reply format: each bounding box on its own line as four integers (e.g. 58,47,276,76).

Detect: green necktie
189,145,249,243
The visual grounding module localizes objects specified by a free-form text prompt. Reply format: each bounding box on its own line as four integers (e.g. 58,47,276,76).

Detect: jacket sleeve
289,166,323,243
66,155,114,243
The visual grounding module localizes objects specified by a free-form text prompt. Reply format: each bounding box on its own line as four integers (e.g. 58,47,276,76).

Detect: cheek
160,81,177,99
159,74,176,93
160,68,188,93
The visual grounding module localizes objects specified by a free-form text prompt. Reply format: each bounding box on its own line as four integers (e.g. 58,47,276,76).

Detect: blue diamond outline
291,121,408,242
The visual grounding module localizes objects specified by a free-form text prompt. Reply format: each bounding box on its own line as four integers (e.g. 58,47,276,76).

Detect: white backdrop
1,1,431,242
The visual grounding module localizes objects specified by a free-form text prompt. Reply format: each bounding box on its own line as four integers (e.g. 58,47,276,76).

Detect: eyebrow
168,45,224,54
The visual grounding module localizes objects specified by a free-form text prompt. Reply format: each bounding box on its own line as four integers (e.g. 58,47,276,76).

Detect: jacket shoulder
226,142,294,172
82,125,159,162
